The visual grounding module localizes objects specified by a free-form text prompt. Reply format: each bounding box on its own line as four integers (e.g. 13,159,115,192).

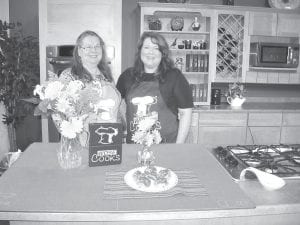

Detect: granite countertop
194,102,300,112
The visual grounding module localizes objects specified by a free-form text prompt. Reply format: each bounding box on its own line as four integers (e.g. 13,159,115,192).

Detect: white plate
124,166,178,193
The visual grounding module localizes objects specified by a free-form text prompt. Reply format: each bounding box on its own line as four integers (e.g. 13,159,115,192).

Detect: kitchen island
0,143,299,225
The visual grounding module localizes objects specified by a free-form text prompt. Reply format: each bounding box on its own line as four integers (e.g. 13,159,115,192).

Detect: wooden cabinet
277,13,300,37
249,10,300,37
192,110,300,146
281,112,300,144
246,112,282,145
248,11,277,36
139,3,213,106
197,112,247,147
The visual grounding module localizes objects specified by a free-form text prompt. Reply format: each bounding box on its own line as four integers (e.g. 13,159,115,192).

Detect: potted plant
225,82,246,107
0,20,40,152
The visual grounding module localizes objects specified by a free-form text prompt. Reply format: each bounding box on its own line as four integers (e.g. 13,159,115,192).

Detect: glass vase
57,136,82,169
137,145,155,167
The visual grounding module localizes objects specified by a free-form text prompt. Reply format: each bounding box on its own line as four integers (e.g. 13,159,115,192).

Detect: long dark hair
133,32,174,83
71,30,113,82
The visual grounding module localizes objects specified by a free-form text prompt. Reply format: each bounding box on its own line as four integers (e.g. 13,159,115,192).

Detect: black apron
125,78,178,143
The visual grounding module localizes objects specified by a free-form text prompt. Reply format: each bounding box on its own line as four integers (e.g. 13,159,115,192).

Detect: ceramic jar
191,17,200,31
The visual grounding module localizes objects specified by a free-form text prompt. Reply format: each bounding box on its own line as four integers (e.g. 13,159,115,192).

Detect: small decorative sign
88,123,122,167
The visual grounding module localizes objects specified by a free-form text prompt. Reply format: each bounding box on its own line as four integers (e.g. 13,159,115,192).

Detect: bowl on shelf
177,44,184,49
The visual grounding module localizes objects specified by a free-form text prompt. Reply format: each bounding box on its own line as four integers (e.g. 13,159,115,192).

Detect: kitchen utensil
240,167,286,191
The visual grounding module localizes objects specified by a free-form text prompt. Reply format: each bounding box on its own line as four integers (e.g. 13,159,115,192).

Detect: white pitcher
227,96,245,107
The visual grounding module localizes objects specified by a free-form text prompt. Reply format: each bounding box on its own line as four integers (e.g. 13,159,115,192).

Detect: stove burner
212,144,300,180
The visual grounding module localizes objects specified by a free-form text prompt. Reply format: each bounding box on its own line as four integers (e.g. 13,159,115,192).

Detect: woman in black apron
117,32,193,144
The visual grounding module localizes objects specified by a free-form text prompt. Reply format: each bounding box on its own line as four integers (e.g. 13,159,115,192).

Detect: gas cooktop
212,144,300,181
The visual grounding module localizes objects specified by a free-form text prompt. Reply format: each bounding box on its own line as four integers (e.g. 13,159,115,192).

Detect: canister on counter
211,89,221,105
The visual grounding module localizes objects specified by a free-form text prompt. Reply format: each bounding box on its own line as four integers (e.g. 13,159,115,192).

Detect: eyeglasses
80,45,102,52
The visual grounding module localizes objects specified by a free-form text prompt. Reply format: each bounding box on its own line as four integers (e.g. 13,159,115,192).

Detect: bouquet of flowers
33,72,113,141
226,82,246,99
131,112,162,166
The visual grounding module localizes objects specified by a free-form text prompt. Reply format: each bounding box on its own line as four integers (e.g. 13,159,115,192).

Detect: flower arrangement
131,112,162,166
33,72,113,140
132,112,162,147
226,82,246,99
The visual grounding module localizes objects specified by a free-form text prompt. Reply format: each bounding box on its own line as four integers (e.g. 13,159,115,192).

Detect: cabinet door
281,127,300,144
248,112,282,126
277,13,300,37
198,126,246,147
248,12,277,36
198,112,247,147
282,112,300,126
186,112,199,144
247,112,282,145
281,112,300,144
246,127,281,145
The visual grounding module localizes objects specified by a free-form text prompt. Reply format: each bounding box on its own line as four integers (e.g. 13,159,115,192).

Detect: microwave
249,42,299,68
46,45,75,77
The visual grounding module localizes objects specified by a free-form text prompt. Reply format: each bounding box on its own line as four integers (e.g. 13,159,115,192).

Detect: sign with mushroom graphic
88,123,123,166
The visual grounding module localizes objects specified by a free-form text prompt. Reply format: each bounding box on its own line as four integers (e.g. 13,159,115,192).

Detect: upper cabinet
249,10,300,37
248,12,277,36
277,13,300,37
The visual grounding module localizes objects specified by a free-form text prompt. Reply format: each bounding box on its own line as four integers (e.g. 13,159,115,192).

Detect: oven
46,45,74,78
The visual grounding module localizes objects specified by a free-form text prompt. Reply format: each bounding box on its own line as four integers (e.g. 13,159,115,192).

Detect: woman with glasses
56,30,121,146
117,32,193,144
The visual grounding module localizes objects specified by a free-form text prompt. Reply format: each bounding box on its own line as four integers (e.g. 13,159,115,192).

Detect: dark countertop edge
193,103,300,112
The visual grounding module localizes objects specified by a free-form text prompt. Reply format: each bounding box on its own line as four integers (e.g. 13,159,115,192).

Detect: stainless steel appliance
212,144,300,181
249,42,299,68
46,45,74,77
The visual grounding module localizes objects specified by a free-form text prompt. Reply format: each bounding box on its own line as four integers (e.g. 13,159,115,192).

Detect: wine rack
216,14,245,81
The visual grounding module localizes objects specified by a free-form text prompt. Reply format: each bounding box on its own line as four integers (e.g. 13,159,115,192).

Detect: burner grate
212,144,300,180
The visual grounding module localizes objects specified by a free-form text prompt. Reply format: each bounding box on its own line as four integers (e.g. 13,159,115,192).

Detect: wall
9,0,39,38
9,0,42,151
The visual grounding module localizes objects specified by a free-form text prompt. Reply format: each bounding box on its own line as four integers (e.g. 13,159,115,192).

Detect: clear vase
57,136,82,169
137,145,155,167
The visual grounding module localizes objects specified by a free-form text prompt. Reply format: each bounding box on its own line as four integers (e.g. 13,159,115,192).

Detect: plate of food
124,166,178,192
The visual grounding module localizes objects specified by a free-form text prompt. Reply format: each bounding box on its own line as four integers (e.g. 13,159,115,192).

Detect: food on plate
133,166,171,187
